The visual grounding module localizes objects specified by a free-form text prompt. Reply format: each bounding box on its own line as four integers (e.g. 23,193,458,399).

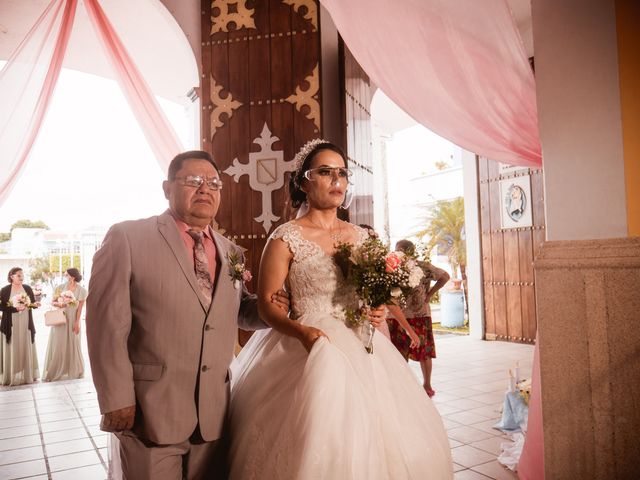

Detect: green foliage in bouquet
334,236,421,311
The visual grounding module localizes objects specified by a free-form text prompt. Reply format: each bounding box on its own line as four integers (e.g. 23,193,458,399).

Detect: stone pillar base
534,237,640,479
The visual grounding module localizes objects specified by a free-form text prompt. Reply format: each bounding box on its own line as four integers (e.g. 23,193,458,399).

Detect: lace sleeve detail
269,222,319,262
353,224,371,246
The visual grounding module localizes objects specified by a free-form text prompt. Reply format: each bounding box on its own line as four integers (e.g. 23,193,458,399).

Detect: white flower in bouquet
407,264,424,288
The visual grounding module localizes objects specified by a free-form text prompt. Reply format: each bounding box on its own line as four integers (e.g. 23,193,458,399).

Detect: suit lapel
157,211,209,311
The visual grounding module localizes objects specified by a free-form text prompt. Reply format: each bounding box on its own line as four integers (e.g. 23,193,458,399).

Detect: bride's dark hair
287,141,348,209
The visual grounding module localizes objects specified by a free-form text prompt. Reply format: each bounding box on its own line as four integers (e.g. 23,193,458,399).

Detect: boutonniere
227,252,252,289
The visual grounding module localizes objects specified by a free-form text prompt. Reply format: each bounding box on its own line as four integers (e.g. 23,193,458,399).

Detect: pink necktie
187,230,213,305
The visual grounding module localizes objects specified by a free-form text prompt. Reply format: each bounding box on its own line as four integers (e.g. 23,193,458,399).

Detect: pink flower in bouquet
56,290,77,307
385,252,404,273
241,270,252,282
9,293,30,312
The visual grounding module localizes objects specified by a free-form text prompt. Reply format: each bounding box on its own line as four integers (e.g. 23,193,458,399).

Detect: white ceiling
0,0,198,104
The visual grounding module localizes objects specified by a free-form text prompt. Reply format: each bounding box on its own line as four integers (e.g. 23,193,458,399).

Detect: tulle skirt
228,312,453,479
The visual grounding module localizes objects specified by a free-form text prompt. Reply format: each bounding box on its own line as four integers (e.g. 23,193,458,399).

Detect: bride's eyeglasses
303,167,353,184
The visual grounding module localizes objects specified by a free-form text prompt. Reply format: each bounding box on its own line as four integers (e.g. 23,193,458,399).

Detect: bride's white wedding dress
229,223,453,479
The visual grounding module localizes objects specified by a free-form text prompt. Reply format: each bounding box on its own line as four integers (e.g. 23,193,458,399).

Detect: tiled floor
1,312,532,479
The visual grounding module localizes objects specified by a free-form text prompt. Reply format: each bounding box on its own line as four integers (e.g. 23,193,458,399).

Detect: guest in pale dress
42,268,86,381
0,267,40,386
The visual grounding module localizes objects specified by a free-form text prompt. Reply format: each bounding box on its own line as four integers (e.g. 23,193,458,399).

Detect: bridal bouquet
7,293,36,312
334,236,424,353
54,290,77,307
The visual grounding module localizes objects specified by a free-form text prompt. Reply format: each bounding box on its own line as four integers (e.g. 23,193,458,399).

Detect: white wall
532,0,627,240
461,151,484,339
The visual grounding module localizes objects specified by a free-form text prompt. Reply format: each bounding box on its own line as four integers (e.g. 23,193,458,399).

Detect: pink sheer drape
0,0,184,206
84,0,182,172
0,0,77,205
320,0,542,167
518,338,545,478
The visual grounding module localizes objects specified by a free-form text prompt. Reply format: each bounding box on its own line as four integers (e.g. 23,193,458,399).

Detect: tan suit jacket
86,210,261,445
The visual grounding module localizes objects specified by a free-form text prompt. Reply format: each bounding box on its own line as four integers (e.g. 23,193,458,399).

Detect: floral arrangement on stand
334,236,424,353
7,293,37,312
227,252,252,289
517,378,532,405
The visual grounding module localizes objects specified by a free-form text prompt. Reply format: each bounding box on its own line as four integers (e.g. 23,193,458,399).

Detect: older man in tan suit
87,151,285,479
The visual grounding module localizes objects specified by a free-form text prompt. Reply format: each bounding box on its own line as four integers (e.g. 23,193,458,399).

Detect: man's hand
271,288,290,313
100,405,136,433
367,305,387,328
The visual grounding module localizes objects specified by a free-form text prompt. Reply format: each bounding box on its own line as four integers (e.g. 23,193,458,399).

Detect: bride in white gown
229,140,453,479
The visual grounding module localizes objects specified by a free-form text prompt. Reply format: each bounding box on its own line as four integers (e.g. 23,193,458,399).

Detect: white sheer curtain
0,0,184,207
0,0,77,205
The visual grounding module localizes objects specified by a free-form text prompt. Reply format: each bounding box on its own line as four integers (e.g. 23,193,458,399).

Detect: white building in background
0,227,106,285
370,90,483,339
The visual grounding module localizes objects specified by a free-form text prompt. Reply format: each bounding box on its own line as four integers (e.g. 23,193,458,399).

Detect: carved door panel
201,0,322,289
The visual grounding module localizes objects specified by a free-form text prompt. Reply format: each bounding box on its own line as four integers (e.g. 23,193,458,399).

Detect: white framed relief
499,162,529,176
500,176,533,229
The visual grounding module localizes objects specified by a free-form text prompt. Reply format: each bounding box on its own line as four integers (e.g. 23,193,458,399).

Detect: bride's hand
298,326,328,353
366,305,386,328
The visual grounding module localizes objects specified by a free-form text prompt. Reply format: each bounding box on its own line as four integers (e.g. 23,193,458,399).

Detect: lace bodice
270,222,368,321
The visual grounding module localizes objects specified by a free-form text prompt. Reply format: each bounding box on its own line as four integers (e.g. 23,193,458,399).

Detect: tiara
293,138,330,171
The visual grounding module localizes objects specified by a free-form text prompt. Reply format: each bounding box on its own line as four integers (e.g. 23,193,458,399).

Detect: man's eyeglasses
174,175,223,191
303,167,353,184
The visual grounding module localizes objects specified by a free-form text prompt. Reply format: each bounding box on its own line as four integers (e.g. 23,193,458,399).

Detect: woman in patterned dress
387,239,450,397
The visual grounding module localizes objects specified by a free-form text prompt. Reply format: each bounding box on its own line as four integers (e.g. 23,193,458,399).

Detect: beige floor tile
470,436,510,456
445,411,492,426
0,415,39,429
48,449,101,472
0,458,47,478
447,425,496,444
0,434,42,452
42,427,89,445
51,463,107,480
454,469,492,479
0,424,40,439
472,460,518,479
39,418,84,433
446,398,489,411
453,462,466,472
451,445,497,468
46,438,95,457
0,445,44,465
436,403,465,416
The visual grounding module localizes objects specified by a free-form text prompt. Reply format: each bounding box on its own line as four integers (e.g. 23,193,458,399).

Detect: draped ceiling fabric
0,0,77,206
0,0,183,206
320,0,542,167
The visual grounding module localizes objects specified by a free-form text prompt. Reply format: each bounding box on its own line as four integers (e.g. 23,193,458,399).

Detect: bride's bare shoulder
341,221,368,244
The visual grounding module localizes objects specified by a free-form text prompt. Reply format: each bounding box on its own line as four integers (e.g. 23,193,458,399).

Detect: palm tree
415,197,468,312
